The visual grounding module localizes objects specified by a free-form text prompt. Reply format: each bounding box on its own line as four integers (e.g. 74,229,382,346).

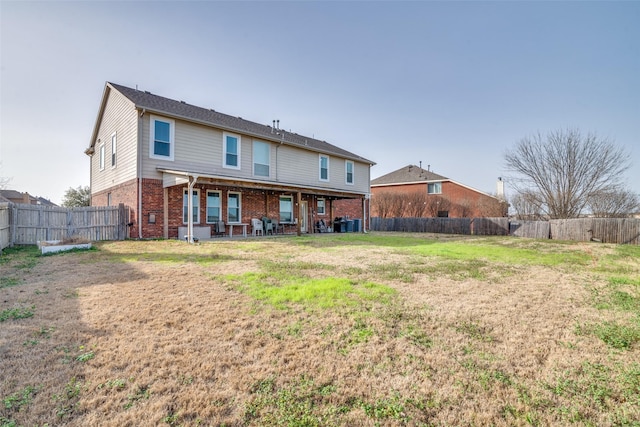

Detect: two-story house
371,165,507,218
85,82,374,239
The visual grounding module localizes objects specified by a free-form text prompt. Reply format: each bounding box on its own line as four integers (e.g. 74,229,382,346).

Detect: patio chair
272,218,284,235
262,217,274,235
213,220,225,237
252,218,264,236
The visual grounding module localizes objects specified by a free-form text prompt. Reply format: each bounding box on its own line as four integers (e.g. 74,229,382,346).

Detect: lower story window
317,198,325,215
280,196,293,223
206,191,221,223
183,189,200,223
228,192,241,223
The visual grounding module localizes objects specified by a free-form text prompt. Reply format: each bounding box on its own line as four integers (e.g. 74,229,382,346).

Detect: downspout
187,174,199,244
137,108,146,239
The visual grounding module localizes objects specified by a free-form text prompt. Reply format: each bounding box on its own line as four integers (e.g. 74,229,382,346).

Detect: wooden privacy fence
370,217,509,236
2,203,130,247
370,216,640,244
0,204,10,251
550,218,640,245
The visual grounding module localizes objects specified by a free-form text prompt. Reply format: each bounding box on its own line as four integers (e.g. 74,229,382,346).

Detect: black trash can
333,217,345,233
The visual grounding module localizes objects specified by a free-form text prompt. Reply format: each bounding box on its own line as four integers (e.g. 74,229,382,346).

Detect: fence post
11,203,17,246
118,203,126,240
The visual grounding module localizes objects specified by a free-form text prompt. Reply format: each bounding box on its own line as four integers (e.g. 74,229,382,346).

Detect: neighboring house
0,190,57,206
371,165,507,218
85,82,375,239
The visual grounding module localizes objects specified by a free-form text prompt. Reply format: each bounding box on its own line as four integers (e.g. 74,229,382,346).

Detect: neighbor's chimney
496,177,505,200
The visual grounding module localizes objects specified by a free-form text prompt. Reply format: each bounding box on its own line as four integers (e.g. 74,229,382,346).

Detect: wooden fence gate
1,203,130,247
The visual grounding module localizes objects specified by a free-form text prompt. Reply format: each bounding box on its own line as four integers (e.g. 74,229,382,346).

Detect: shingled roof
371,165,448,186
95,82,373,164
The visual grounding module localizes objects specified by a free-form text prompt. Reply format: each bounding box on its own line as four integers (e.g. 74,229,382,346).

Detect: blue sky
1,1,639,205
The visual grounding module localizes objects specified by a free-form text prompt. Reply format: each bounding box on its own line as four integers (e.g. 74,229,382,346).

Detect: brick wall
333,198,368,230
91,178,138,237
371,182,506,218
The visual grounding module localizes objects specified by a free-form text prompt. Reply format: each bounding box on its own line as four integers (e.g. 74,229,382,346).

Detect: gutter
137,108,145,239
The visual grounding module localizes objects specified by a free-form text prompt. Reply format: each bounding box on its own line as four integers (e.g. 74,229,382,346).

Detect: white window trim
99,142,105,171
319,154,330,182
149,115,175,161
317,198,326,215
206,190,221,224
223,132,241,170
279,195,294,223
252,139,270,177
345,160,354,185
428,182,442,195
111,132,117,168
227,192,242,223
183,188,200,224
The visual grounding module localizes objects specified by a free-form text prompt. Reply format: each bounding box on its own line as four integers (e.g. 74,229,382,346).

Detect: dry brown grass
1,233,639,426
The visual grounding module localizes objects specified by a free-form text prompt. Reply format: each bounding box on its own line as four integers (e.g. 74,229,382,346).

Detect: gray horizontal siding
91,90,138,194
141,115,370,194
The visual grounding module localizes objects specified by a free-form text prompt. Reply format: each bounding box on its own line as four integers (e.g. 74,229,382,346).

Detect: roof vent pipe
276,119,280,130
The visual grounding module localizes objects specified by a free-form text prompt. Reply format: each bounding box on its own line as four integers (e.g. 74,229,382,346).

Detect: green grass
0,306,35,322
0,277,20,289
576,319,640,350
227,272,396,311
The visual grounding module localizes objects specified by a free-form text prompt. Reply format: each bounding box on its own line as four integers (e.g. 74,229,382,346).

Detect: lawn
1,233,639,426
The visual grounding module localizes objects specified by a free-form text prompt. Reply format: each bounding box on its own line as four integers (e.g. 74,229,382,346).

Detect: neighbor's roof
371,165,448,186
89,82,374,165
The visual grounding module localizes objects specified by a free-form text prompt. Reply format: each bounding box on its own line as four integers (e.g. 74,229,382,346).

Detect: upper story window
99,142,105,170
111,132,117,168
428,182,442,194
317,198,326,215
183,189,200,224
224,132,241,169
319,155,329,182
150,116,175,160
253,140,270,177
280,196,293,223
345,160,354,185
206,191,221,223
227,192,241,223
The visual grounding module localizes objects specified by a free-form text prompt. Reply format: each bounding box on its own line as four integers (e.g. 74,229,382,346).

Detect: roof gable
371,165,448,186
96,82,373,164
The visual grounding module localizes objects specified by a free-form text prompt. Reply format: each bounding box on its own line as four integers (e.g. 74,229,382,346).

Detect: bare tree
371,191,397,218
587,188,640,218
510,191,545,220
505,129,632,219
404,191,428,217
0,176,10,190
425,195,451,217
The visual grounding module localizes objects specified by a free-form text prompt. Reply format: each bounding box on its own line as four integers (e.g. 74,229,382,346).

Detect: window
183,189,200,224
206,191,221,223
150,116,174,160
280,196,293,223
107,193,111,207
345,160,354,185
317,198,325,215
99,142,105,170
253,140,270,177
111,132,117,167
428,182,442,194
223,132,241,169
227,192,241,223
319,155,329,181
